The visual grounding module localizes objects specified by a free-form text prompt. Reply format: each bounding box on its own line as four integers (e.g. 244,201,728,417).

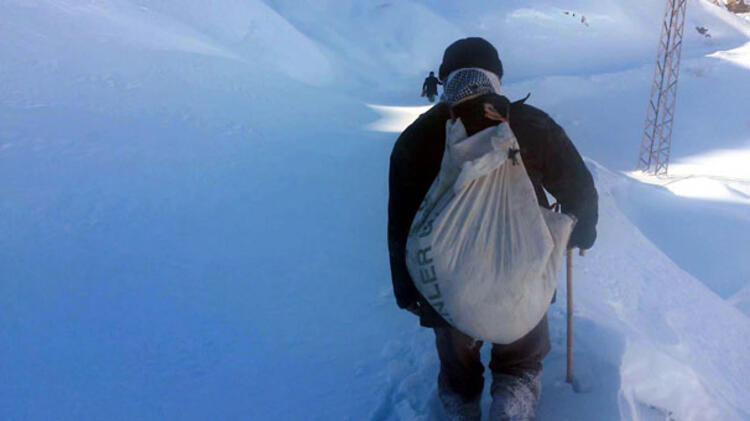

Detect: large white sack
406,120,575,344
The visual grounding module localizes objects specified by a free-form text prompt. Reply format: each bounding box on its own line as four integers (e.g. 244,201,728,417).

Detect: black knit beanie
438,37,503,82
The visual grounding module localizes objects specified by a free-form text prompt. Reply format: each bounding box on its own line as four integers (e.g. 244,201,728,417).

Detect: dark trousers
433,315,550,401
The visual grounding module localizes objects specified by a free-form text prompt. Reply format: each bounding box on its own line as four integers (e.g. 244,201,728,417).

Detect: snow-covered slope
264,0,750,94
1,0,748,420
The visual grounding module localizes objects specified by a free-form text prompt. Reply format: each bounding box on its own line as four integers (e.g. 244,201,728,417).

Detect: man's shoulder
391,103,450,161
507,100,571,157
510,101,556,131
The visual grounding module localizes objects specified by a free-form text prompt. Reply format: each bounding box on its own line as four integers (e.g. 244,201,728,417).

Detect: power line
638,0,688,176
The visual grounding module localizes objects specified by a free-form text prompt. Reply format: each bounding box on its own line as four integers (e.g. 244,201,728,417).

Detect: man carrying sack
387,37,598,420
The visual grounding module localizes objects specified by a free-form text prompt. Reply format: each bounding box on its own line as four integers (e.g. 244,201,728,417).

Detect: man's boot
438,372,482,421
488,369,542,420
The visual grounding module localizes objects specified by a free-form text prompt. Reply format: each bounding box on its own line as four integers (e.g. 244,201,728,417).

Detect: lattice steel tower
638,0,688,176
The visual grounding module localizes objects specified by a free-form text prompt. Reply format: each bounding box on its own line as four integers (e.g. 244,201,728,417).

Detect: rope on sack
507,148,520,166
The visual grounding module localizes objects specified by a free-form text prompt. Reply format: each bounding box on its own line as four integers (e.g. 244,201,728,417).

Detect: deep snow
1,0,749,420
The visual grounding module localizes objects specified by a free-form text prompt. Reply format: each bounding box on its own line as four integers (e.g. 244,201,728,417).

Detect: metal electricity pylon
637,0,687,176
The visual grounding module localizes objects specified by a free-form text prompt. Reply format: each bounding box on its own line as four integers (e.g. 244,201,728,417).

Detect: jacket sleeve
387,148,420,309
541,121,599,249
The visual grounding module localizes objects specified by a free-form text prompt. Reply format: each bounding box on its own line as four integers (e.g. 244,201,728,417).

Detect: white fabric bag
405,119,575,344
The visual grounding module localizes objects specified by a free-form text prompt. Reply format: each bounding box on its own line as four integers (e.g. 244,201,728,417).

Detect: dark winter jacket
422,76,441,96
387,97,598,327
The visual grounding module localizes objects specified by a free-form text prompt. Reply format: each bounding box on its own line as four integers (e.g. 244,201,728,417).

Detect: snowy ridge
586,163,749,419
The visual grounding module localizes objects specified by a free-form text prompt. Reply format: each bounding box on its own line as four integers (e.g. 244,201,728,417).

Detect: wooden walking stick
553,202,579,386
566,248,585,385
566,248,574,384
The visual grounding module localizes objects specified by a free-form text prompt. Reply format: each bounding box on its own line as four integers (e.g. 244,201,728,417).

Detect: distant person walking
422,71,442,102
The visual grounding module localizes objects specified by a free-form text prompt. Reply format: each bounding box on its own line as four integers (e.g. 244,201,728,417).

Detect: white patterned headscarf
441,67,502,105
